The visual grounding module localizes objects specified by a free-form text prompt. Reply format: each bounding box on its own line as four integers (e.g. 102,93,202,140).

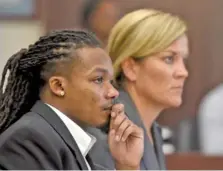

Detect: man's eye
94,77,104,84
164,56,174,64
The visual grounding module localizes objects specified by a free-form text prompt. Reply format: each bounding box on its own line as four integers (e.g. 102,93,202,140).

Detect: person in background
88,9,189,170
0,30,144,170
198,83,223,155
82,0,120,44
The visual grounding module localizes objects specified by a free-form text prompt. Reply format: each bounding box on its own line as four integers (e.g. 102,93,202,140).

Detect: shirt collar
46,103,96,157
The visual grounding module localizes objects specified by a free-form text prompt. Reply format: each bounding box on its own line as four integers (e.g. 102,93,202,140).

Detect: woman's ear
121,58,139,82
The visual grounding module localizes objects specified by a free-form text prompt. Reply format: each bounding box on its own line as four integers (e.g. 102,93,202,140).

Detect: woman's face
124,34,189,109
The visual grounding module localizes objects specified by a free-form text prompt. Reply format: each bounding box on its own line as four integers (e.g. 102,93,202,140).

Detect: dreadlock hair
0,29,102,133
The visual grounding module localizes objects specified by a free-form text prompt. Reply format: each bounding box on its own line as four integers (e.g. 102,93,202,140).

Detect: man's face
64,47,119,127
90,1,119,44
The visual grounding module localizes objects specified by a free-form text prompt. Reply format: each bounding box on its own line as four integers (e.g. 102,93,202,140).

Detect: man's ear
121,58,139,82
48,76,67,97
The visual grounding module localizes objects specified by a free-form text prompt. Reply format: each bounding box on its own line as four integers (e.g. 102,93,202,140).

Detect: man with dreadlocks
0,30,143,170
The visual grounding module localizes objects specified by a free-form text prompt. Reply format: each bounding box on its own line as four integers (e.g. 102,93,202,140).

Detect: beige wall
0,20,44,76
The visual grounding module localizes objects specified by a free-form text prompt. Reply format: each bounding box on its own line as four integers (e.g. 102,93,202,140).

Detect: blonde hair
108,9,187,86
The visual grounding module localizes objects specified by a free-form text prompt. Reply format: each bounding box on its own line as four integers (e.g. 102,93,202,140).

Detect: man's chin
96,115,111,134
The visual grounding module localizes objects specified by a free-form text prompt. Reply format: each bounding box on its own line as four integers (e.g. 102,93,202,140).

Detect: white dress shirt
46,104,96,170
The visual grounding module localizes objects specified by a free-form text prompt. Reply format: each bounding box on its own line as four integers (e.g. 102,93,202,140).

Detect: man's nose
107,83,119,99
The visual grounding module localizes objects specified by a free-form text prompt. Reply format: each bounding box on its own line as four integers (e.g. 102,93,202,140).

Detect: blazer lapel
118,89,160,170
152,123,166,170
31,100,88,170
86,154,96,169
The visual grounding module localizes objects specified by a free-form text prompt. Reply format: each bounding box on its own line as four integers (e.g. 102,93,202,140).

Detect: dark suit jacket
0,100,101,170
87,88,166,170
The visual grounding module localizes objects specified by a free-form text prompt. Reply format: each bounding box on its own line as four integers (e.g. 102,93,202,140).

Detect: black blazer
0,100,99,170
87,88,166,170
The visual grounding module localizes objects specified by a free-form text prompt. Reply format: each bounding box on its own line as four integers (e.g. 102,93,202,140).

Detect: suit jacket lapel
31,100,88,170
118,89,160,170
152,123,166,170
86,154,96,169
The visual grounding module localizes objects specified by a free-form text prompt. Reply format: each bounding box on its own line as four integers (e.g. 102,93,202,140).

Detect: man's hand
108,104,144,170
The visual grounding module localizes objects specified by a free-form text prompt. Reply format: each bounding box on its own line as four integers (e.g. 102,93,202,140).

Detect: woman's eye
164,56,174,64
94,77,104,84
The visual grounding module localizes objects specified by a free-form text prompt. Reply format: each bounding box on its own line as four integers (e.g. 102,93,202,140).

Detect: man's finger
110,111,126,132
114,117,129,141
112,103,124,114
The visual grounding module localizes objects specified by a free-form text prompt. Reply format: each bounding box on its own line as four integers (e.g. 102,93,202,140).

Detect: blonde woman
88,9,189,170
